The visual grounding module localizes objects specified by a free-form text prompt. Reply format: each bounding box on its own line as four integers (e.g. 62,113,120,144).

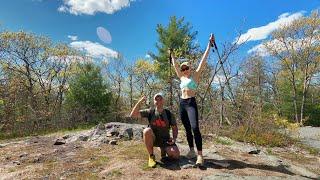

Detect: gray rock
13,161,21,165
96,123,105,130
54,138,66,145
287,127,320,150
202,173,311,180
258,154,283,167
285,164,319,179
64,122,148,144
106,132,112,137
19,152,28,158
62,134,70,139
100,138,110,144
108,127,119,136
33,156,43,163
132,128,144,140
248,149,261,154
78,135,89,141
104,122,146,140
93,123,107,136
109,140,117,145
181,164,194,169
0,144,5,148
204,153,225,161
121,128,133,140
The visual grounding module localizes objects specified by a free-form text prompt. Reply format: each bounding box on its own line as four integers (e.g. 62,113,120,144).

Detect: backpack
147,108,173,127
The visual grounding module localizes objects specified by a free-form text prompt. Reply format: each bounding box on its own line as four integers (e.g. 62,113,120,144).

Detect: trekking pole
204,34,222,97
210,34,218,53
209,34,238,112
169,49,173,110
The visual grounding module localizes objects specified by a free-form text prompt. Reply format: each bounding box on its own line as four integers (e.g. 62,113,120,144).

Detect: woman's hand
209,33,215,47
169,49,182,78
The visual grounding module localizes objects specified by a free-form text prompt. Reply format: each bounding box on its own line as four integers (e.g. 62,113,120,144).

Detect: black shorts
154,137,176,148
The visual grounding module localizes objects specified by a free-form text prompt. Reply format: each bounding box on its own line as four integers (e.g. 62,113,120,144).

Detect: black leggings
180,97,202,151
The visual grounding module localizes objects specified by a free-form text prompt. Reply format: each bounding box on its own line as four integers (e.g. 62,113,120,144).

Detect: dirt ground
0,132,319,180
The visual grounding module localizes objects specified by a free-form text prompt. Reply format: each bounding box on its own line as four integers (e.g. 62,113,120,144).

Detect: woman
170,34,214,165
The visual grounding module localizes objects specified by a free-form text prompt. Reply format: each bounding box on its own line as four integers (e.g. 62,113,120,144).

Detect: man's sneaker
196,155,204,166
186,149,196,159
148,154,156,168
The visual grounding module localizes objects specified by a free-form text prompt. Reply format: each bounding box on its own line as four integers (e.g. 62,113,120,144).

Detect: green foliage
230,125,293,147
266,11,320,125
214,137,233,145
65,63,112,123
0,99,4,116
226,115,296,147
151,16,199,80
274,115,300,130
304,103,320,126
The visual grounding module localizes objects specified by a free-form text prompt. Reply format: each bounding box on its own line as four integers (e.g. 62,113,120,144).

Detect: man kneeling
130,93,180,168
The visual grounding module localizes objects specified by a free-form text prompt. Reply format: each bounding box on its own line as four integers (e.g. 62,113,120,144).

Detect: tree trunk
219,85,224,126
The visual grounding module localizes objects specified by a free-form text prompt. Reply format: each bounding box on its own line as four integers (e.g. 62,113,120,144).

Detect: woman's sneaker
196,155,204,166
186,149,196,159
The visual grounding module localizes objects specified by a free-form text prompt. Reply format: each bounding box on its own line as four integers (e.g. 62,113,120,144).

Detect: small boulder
108,128,119,137
62,134,70,139
78,135,89,141
121,128,133,140
54,138,66,145
101,138,110,144
181,164,194,169
19,152,28,158
109,140,117,145
248,149,261,154
13,161,21,165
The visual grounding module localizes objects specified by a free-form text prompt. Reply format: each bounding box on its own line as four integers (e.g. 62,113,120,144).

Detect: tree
0,31,77,133
133,59,159,103
241,55,267,116
65,63,112,124
151,16,199,78
264,10,320,123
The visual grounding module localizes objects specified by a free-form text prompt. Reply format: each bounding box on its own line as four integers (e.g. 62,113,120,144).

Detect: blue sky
0,0,319,64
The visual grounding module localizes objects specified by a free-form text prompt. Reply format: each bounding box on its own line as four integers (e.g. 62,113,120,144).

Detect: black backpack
147,108,173,127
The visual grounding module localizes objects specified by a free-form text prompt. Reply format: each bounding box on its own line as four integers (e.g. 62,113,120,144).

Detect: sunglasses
181,66,189,72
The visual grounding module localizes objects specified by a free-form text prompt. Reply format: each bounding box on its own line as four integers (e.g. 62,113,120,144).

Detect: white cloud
145,54,151,59
70,41,118,61
247,42,273,57
58,0,135,15
67,35,78,41
248,37,319,56
237,11,305,44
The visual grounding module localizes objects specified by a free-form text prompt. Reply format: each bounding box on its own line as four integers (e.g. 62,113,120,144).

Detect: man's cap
153,93,164,100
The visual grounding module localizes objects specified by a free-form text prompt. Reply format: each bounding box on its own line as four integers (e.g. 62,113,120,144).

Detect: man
130,93,180,168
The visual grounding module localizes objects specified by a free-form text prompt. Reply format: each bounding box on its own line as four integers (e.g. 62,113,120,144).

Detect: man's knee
143,128,154,138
